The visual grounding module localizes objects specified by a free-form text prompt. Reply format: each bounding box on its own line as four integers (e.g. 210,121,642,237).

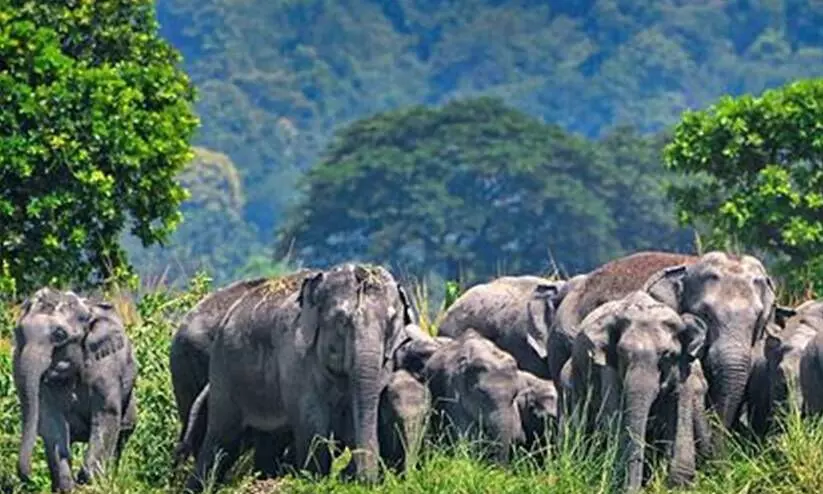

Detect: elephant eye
50,325,69,344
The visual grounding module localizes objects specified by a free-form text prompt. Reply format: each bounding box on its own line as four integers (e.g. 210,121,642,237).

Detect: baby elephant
13,288,138,493
563,290,707,493
378,370,431,472
421,330,558,463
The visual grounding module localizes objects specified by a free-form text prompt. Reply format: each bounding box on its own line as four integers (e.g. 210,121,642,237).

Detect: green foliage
277,97,689,282
0,0,199,299
664,78,823,296
1,274,823,492
124,147,263,287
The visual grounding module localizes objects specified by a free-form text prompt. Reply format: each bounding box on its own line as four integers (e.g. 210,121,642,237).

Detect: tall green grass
1,272,822,493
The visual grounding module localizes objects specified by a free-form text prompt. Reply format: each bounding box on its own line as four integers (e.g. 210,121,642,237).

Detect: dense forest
121,0,823,286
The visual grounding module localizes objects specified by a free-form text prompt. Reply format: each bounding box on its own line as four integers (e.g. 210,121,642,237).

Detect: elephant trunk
350,344,382,482
668,370,697,486
621,367,658,493
707,340,751,430
14,345,50,482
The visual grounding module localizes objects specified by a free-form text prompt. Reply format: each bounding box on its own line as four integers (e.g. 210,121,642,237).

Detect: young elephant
378,370,431,472
750,299,823,428
515,371,559,453
423,330,545,463
13,288,138,493
437,275,576,379
186,264,413,492
564,291,706,492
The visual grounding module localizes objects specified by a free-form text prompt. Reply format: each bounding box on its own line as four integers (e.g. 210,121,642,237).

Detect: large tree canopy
664,78,823,292
277,97,690,282
0,0,198,297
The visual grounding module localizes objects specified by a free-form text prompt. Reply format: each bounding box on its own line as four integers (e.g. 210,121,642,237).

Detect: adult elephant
169,274,311,463
642,252,786,432
185,264,414,492
437,275,581,379
13,288,137,492
563,291,707,492
548,251,698,380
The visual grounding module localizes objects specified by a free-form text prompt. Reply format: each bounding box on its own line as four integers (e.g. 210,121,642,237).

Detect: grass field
2,273,823,494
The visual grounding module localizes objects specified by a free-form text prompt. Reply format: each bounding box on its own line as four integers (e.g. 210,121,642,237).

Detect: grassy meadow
1,272,823,494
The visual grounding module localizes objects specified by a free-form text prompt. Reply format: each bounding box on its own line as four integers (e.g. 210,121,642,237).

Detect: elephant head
574,291,706,492
423,330,526,463
514,372,558,451
13,288,93,482
644,251,783,431
764,301,823,416
296,264,412,481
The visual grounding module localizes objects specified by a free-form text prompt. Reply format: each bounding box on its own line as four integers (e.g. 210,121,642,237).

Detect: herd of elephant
11,251,823,493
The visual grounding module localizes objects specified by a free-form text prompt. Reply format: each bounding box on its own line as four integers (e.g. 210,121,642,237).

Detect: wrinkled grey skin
13,288,138,493
181,369,430,477
564,291,706,492
378,370,431,472
748,300,823,434
437,276,575,379
643,252,785,434
169,275,288,462
421,330,528,463
513,371,558,453
186,264,413,492
549,252,697,382
800,324,823,417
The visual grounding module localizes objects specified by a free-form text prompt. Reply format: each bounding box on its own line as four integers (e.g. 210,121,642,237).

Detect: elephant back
560,251,698,328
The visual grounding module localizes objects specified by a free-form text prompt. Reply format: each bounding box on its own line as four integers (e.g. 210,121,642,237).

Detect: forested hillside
130,0,823,285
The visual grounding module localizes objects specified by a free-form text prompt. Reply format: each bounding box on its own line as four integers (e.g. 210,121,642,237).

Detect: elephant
800,320,823,416
437,275,582,379
169,273,313,463
13,288,138,493
562,290,707,492
377,369,431,473
642,251,791,435
513,370,559,454
747,299,823,433
185,264,414,492
548,251,698,381
422,330,540,463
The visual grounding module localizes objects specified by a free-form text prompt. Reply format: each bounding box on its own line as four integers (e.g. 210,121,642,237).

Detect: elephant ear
83,317,126,362
579,308,621,367
752,275,779,345
644,265,687,312
763,322,785,364
773,305,797,329
679,313,708,361
397,283,416,326
296,272,325,349
526,283,561,360
384,284,416,366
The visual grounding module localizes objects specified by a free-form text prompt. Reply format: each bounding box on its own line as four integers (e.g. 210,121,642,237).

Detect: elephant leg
78,396,122,484
114,391,138,467
186,399,244,493
39,399,73,493
252,427,294,478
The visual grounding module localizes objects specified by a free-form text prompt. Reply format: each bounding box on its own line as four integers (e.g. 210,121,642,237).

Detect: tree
122,147,261,287
663,78,823,294
0,0,199,297
277,97,688,282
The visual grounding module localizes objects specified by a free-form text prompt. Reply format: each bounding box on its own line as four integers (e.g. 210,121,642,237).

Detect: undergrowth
0,271,821,493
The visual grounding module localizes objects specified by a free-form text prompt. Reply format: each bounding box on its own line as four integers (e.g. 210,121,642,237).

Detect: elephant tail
173,383,210,466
